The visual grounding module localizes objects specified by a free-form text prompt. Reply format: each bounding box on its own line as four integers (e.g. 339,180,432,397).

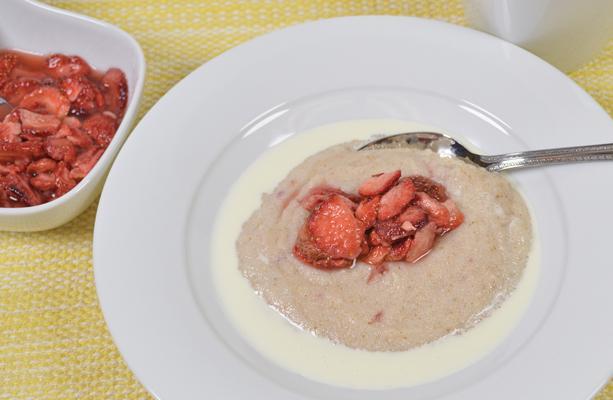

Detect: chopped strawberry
358,170,401,197
355,195,380,228
30,173,56,191
45,137,77,164
361,245,390,265
101,68,128,118
69,147,104,179
82,112,118,147
374,219,410,244
19,87,70,118
398,206,427,227
410,175,448,202
0,122,21,143
377,178,415,220
59,77,105,116
443,199,464,230
405,222,437,263
415,191,451,228
18,109,61,136
307,194,364,260
3,109,21,124
386,238,413,261
54,123,93,149
46,54,91,79
0,78,41,105
0,141,44,162
0,172,42,206
27,158,57,175
299,185,359,211
0,53,18,81
367,230,383,246
293,224,353,269
54,161,76,197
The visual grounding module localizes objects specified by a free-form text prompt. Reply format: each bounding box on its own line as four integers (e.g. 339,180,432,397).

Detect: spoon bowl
358,131,613,172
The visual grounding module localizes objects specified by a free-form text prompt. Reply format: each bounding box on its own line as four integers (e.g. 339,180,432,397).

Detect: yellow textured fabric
0,1,611,398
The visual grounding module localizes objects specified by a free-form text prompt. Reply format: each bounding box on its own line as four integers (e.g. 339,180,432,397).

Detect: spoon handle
481,143,613,172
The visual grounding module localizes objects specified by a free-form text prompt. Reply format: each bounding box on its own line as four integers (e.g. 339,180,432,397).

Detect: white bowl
0,0,145,231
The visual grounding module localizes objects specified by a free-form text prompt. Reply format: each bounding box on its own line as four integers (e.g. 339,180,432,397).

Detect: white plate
93,16,613,399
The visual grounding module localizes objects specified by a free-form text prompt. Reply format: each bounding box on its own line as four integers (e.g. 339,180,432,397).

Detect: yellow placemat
1,1,611,399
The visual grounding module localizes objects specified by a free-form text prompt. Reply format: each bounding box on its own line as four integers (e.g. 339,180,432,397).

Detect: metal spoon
0,96,12,120
358,131,613,172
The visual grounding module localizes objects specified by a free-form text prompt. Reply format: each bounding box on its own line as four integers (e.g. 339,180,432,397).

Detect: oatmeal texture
237,142,532,352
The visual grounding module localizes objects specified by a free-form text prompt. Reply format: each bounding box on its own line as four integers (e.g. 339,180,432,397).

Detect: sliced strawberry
0,122,21,143
0,141,44,162
415,191,451,228
293,224,353,269
69,147,104,179
398,206,427,228
54,161,76,197
307,194,364,260
19,87,70,118
18,109,61,136
443,199,464,230
374,219,410,244
299,185,359,211
0,172,42,206
405,222,437,263
367,230,383,246
0,163,24,176
386,238,413,261
46,54,91,79
378,178,415,220
54,123,93,149
3,109,21,124
27,158,57,175
0,78,41,105
0,53,18,81
101,68,128,118
59,77,105,116
358,170,401,197
361,245,390,265
45,137,77,164
82,112,118,147
355,195,380,228
410,175,448,202
30,173,56,191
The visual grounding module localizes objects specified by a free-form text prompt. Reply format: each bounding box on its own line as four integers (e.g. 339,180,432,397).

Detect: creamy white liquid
211,119,539,389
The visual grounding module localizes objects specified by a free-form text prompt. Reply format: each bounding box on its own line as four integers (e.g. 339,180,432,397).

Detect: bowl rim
0,0,146,217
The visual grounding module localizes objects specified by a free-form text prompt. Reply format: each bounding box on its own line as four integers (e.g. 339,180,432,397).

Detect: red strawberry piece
361,245,390,265
398,206,428,230
299,185,359,211
69,147,104,180
0,78,41,105
355,195,380,228
3,109,21,124
19,87,70,118
443,199,464,230
293,224,353,269
18,109,61,136
415,191,451,228
54,161,77,197
367,230,383,246
30,173,56,191
101,68,128,118
0,172,42,206
410,175,448,202
386,238,413,261
82,112,118,148
27,158,57,175
59,77,105,116
46,54,91,79
378,178,415,220
0,53,18,81
45,137,77,164
307,194,364,260
0,122,21,143
358,170,401,197
374,219,410,244
54,123,93,149
0,141,44,162
405,222,437,263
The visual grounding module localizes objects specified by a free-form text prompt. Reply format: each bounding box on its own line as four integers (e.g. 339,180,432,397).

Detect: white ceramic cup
464,0,613,72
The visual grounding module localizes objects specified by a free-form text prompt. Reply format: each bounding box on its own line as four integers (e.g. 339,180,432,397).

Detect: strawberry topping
358,170,401,196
